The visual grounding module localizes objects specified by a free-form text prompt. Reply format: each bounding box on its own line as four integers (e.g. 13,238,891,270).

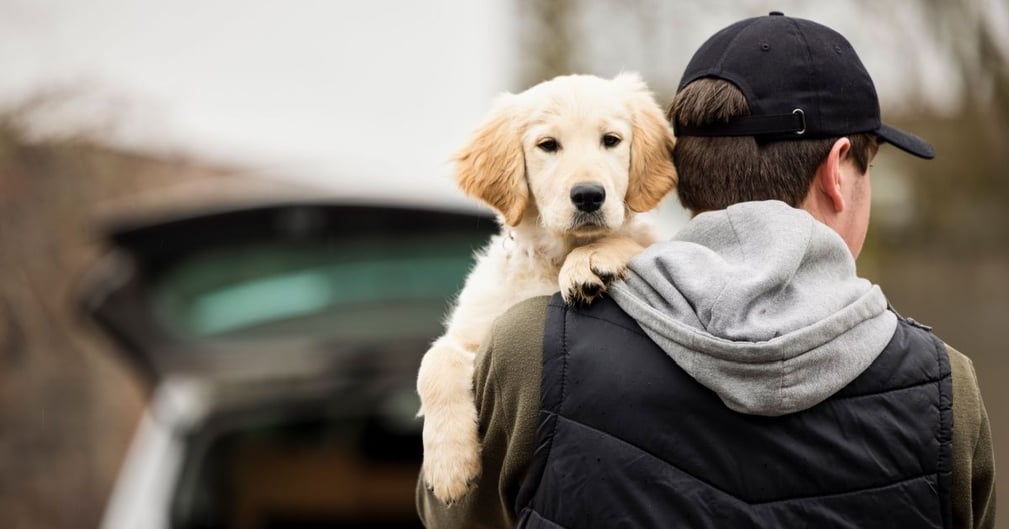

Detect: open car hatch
80,202,495,385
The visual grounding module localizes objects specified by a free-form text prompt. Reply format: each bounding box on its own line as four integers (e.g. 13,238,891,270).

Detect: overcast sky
0,0,515,205
1,0,1005,209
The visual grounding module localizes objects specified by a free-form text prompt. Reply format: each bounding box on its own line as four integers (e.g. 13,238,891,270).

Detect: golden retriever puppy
417,73,677,503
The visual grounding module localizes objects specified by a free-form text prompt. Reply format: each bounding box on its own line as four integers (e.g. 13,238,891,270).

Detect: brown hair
669,78,877,212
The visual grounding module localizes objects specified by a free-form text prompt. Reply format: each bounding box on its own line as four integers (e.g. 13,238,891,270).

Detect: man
418,12,996,529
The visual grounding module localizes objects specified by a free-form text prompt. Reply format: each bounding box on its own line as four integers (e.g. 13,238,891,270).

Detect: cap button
769,11,784,16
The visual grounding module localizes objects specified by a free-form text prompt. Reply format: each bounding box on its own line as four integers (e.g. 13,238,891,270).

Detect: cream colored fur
416,73,677,503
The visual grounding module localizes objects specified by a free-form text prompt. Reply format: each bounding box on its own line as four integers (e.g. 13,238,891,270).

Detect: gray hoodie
610,200,897,416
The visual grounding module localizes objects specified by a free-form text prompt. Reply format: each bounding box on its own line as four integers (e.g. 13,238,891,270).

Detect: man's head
670,12,934,257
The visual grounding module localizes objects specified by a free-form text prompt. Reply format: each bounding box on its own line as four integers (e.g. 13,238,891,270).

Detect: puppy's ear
616,72,678,213
452,94,528,226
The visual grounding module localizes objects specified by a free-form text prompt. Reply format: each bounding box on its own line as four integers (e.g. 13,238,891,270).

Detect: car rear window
151,234,480,344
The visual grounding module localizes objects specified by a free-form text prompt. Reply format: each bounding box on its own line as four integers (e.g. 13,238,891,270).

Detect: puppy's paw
422,402,482,504
560,246,627,305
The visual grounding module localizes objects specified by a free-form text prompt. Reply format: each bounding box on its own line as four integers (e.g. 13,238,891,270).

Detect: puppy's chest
500,240,567,294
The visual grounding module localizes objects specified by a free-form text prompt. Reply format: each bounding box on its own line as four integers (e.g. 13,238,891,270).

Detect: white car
81,200,494,529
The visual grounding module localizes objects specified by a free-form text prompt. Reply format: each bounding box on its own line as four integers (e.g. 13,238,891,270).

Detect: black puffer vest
516,296,952,529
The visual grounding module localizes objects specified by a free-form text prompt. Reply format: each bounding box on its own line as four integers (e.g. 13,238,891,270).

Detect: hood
610,200,896,416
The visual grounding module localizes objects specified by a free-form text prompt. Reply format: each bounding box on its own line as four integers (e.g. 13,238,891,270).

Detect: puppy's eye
602,134,622,148
537,138,559,153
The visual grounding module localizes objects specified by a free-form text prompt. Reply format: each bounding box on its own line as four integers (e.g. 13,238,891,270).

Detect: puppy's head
453,73,677,234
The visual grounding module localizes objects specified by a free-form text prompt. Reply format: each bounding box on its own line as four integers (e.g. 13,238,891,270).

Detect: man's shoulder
941,342,997,529
942,341,986,456
945,343,975,375
945,343,982,409
491,295,553,340
475,295,552,385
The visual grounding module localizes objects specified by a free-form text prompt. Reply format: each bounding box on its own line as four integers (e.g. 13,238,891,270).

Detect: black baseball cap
674,11,934,159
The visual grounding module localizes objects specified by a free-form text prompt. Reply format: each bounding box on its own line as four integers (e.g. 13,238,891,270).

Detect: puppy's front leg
560,235,647,304
416,333,482,504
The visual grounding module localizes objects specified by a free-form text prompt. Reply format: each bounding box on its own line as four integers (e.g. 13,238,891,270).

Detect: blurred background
0,0,1006,528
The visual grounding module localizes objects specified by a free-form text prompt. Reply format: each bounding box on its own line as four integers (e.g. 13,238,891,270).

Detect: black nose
570,183,606,212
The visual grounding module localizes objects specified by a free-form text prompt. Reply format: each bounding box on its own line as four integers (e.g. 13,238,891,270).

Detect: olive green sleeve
948,345,997,529
417,296,550,528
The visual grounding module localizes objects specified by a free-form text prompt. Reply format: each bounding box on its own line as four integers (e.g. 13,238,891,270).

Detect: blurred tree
918,0,1009,123
0,98,236,529
858,0,1009,255
515,0,578,88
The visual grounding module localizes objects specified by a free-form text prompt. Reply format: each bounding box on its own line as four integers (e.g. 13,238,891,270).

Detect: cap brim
877,123,935,159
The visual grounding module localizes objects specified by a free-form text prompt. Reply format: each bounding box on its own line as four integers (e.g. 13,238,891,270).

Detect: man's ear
814,137,852,213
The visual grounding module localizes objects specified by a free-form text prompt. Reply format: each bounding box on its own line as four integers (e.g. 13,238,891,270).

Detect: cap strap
675,109,806,137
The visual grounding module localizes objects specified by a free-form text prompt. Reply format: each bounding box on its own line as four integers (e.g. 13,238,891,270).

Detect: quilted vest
516,296,952,529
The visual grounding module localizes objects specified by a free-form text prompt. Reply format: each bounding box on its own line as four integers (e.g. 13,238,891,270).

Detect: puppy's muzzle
570,182,606,213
